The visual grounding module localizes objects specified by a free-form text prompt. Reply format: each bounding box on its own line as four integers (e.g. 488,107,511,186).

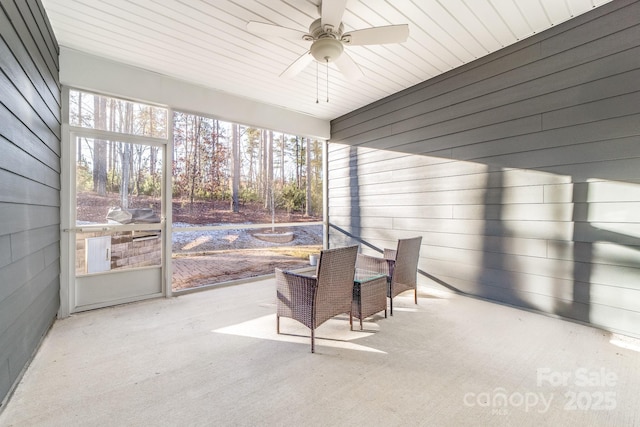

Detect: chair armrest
383,249,397,261
276,269,317,290
356,253,390,276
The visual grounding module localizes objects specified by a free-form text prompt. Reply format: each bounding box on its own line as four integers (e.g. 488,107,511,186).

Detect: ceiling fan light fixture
310,37,344,62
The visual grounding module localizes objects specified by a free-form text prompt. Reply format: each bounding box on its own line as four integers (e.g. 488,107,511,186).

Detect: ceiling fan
246,0,410,81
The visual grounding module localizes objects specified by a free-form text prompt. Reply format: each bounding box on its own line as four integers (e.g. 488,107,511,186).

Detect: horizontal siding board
582,181,640,202
16,0,59,70
549,241,640,269
32,0,60,55
589,302,640,338
0,104,60,167
0,203,59,235
389,160,488,182
0,169,60,206
340,168,569,193
332,19,640,140
1,279,58,393
389,116,543,155
330,183,545,205
0,358,8,403
382,51,640,140
540,2,640,56
329,153,450,176
0,249,46,304
43,241,59,267
430,252,640,307
0,32,60,121
1,0,59,101
10,224,59,262
0,70,60,143
0,258,58,338
453,202,640,223
542,91,640,130
419,234,549,258
387,216,640,246
329,216,393,230
537,158,640,183
0,8,59,107
329,205,453,220
347,112,542,151
453,114,640,162
0,135,60,185
328,148,409,168
422,257,627,304
331,43,544,136
572,202,640,223
353,230,640,269
0,235,10,269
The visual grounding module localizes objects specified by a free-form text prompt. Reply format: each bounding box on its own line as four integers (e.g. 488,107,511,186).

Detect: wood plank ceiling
41,0,613,121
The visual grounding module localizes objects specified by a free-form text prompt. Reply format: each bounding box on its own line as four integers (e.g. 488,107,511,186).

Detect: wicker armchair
356,236,422,315
275,245,358,353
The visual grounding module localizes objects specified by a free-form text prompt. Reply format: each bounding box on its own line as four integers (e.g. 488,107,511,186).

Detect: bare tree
306,138,311,216
119,102,134,209
93,96,107,196
230,123,241,212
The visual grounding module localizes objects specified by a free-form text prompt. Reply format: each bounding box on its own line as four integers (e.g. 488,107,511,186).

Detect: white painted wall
59,47,330,140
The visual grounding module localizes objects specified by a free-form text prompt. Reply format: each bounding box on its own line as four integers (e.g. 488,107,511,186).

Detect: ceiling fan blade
334,51,364,81
246,21,309,40
320,0,347,32
341,24,409,46
280,51,314,78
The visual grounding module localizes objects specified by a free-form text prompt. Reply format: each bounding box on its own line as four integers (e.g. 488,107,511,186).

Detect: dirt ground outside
77,192,323,290
171,225,323,290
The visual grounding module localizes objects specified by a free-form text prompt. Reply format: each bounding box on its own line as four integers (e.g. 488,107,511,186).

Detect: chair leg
350,312,353,331
390,297,393,316
414,288,418,304
311,328,315,353
276,315,280,334
360,317,363,330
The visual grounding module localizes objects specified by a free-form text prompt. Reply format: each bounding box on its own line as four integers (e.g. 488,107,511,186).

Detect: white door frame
59,88,171,316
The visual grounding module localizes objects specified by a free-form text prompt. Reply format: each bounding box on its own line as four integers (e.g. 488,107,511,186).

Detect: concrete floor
1,279,639,427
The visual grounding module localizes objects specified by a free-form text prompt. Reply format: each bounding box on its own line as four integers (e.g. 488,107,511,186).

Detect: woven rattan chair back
386,236,422,314
314,245,358,327
276,245,358,352
389,236,422,297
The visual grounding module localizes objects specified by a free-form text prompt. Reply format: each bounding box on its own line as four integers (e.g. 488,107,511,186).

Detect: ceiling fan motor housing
310,38,344,62
308,18,345,62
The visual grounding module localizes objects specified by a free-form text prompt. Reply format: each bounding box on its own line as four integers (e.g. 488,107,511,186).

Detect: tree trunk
120,103,134,209
93,96,108,196
77,92,82,161
305,138,311,216
280,133,285,186
262,130,268,208
230,123,240,212
190,116,200,206
120,143,131,209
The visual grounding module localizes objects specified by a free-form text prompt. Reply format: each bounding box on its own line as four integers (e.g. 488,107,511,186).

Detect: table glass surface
354,269,386,284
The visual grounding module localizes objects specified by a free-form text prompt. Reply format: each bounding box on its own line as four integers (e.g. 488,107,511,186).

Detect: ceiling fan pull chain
326,58,329,103
316,61,319,104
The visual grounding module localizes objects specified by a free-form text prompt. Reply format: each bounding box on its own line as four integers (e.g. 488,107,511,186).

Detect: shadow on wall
477,166,524,309
348,145,361,244
328,144,639,338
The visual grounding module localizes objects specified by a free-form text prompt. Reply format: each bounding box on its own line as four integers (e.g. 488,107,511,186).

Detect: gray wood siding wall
0,0,60,405
329,0,640,339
